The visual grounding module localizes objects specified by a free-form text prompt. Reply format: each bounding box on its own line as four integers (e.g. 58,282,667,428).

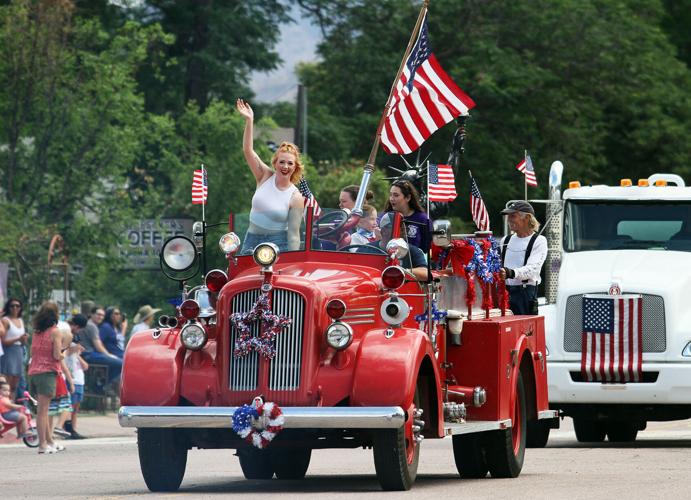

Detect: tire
138,428,188,492
237,448,274,479
526,419,551,448
271,448,312,479
573,418,606,443
23,427,39,448
606,422,639,442
373,386,421,491
452,433,489,478
486,372,527,478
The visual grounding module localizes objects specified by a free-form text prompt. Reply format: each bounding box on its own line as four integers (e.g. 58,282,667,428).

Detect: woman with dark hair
339,185,374,211
28,301,64,454
383,180,432,253
99,307,125,359
1,298,28,399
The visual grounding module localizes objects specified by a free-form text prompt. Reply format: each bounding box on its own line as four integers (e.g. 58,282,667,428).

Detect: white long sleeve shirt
501,233,548,286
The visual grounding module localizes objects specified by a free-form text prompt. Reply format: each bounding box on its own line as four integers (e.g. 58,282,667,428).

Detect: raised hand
236,98,254,121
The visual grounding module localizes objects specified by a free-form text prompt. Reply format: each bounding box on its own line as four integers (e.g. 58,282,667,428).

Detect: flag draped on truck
581,294,643,383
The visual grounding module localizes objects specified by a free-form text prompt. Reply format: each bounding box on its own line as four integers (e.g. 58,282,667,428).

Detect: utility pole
295,84,308,156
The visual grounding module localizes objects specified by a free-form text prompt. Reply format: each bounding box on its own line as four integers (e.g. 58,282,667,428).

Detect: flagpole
201,163,207,276
365,0,429,171
426,160,431,215
523,150,528,201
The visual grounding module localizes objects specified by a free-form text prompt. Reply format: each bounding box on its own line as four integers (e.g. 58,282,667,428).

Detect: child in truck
350,204,381,246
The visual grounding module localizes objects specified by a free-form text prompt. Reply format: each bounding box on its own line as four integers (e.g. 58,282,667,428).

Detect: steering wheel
338,244,388,255
315,210,351,238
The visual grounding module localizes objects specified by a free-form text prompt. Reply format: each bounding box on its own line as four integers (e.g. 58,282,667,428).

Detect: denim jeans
82,352,123,383
241,231,289,255
507,285,538,315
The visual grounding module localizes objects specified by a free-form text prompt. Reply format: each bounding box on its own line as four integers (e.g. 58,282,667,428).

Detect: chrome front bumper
118,406,405,429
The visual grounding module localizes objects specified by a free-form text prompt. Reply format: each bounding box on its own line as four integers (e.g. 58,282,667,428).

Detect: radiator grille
229,289,305,391
563,293,666,353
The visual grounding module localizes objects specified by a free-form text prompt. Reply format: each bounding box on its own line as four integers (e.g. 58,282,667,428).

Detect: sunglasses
9,304,21,308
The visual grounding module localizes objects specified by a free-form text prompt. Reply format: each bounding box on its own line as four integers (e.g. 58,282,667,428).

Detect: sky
249,7,322,103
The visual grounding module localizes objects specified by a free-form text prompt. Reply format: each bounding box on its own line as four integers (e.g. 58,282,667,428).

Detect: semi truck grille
229,288,305,391
563,293,666,353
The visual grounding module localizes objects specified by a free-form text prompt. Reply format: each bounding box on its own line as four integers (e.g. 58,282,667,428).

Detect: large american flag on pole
380,14,475,155
192,167,208,204
516,155,538,187
581,294,643,383
469,174,489,231
428,163,457,202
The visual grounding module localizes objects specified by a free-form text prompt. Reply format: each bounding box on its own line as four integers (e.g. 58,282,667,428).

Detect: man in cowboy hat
130,305,161,337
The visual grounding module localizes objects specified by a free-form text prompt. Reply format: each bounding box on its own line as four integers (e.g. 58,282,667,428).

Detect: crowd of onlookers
0,298,160,454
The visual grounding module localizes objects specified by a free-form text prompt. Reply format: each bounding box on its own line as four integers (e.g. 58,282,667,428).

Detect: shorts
49,394,73,416
241,231,289,255
71,384,84,405
30,372,57,398
1,410,21,422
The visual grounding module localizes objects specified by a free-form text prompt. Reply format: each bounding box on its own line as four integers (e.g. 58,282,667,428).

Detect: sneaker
69,431,86,440
53,427,71,438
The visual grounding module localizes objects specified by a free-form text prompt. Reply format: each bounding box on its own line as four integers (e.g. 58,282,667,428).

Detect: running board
444,419,512,436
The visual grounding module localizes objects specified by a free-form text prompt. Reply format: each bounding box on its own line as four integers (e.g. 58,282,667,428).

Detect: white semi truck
536,164,691,443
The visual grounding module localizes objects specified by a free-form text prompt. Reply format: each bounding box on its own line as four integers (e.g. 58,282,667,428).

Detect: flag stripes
469,175,489,231
297,178,322,216
192,168,208,205
516,155,538,186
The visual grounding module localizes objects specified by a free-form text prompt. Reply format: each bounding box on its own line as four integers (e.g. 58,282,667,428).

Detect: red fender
350,327,441,410
121,329,185,406
507,334,529,420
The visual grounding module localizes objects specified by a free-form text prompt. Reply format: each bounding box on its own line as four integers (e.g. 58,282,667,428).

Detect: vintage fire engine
537,164,691,443
118,174,555,491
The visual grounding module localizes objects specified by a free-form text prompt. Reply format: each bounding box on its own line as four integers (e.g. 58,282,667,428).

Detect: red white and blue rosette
232,398,285,449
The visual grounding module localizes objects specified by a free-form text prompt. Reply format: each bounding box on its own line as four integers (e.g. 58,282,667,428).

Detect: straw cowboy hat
133,305,161,324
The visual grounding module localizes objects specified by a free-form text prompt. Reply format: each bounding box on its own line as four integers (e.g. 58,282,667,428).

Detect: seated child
350,204,381,246
0,381,29,438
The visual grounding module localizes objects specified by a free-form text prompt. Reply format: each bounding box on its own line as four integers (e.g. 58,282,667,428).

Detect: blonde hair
271,141,304,185
527,213,540,232
362,204,377,217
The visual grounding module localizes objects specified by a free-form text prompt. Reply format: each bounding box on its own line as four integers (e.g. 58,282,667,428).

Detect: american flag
516,155,538,187
469,175,489,231
581,295,642,383
192,168,208,204
297,178,321,216
428,163,457,202
380,13,475,155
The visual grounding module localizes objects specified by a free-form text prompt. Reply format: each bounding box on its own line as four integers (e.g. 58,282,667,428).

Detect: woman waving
236,99,305,254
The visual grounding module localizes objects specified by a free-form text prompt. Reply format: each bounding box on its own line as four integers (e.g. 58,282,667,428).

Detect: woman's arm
51,328,64,361
236,99,273,185
61,359,75,392
287,191,304,251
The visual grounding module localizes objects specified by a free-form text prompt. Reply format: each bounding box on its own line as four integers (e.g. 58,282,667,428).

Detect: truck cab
540,168,691,442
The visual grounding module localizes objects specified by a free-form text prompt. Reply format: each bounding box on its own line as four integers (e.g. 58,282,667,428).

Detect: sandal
38,447,56,454
53,443,66,452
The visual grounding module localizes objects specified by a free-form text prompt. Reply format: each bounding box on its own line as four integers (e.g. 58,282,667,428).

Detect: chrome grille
228,288,305,391
269,289,304,390
229,289,261,391
563,293,666,352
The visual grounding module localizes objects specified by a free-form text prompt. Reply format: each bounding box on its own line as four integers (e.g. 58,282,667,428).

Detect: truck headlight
253,243,279,267
180,322,207,351
380,297,410,326
325,321,353,350
161,236,197,271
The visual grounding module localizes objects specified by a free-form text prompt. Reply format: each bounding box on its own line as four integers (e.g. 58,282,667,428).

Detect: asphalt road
3,419,691,499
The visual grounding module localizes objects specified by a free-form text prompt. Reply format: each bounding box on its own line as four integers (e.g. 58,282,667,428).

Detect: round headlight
253,243,279,267
205,269,228,293
381,266,406,290
180,299,200,320
325,322,353,350
180,322,207,351
219,232,241,254
161,236,197,271
386,238,409,260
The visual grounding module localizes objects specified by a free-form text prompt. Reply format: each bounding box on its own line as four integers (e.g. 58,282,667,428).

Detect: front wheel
237,448,274,479
452,433,488,478
23,427,39,448
138,428,188,492
372,386,421,490
271,448,312,479
486,372,527,478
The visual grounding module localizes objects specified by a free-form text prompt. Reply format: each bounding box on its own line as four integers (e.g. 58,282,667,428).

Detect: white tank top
249,175,298,232
5,317,25,344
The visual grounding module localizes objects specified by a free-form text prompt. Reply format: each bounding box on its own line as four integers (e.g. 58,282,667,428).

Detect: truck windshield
564,200,691,252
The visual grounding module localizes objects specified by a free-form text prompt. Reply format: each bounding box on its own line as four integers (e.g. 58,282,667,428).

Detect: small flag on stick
379,13,475,155
297,178,322,216
428,163,457,202
469,172,490,231
516,154,538,187
192,167,208,205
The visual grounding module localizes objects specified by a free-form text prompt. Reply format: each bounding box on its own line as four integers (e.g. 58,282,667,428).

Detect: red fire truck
118,190,555,492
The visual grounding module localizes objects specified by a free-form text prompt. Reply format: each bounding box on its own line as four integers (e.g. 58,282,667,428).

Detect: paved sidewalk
0,410,133,445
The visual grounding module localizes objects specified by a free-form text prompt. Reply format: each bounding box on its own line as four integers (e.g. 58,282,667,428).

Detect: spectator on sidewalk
130,305,161,338
49,321,74,446
80,307,121,384
1,298,28,400
62,314,88,439
99,307,125,359
0,381,30,438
